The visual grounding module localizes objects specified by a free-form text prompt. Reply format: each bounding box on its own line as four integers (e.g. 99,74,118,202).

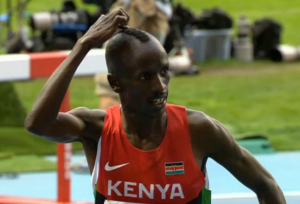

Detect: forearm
257,180,286,204
25,40,90,131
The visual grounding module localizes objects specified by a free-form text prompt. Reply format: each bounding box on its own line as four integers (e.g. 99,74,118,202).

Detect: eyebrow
135,63,170,75
162,63,170,68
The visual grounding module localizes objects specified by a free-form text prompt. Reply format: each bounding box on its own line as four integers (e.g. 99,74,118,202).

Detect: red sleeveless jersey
94,104,206,204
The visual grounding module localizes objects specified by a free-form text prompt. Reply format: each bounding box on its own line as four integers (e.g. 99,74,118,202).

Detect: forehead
122,39,169,73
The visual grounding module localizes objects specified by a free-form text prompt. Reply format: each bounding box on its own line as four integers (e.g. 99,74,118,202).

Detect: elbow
255,178,285,202
24,115,33,131
24,123,40,135
24,115,47,135
24,118,39,135
256,178,277,193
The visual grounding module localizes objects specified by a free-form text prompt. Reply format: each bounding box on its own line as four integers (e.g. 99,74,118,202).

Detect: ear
107,74,121,93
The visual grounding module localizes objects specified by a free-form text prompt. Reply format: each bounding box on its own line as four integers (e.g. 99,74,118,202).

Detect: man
25,9,286,204
95,0,172,109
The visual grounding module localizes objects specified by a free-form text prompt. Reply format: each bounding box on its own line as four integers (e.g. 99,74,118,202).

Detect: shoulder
186,109,214,132
186,109,236,156
166,105,212,128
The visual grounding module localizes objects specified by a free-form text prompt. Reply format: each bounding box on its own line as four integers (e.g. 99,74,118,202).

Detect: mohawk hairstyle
116,28,150,42
106,28,150,74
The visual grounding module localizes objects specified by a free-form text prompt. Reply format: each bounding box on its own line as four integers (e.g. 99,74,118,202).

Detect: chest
96,134,205,203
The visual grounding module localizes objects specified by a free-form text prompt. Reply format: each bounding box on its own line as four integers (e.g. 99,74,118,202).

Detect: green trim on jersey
94,184,97,198
202,187,212,204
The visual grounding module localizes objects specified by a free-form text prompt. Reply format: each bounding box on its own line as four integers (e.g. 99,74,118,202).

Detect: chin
125,101,167,118
147,105,166,118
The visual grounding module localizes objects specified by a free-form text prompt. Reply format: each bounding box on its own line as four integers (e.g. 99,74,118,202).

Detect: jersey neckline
118,105,171,153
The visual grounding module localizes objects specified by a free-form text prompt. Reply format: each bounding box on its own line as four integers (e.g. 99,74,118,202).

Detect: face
116,37,170,118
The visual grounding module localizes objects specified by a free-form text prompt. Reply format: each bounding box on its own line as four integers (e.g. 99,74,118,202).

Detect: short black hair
106,28,150,74
116,28,150,42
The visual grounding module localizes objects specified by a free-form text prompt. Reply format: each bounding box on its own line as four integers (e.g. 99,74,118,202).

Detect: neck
120,105,167,140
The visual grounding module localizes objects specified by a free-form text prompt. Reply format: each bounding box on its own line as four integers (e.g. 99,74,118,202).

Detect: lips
149,97,167,106
152,98,164,104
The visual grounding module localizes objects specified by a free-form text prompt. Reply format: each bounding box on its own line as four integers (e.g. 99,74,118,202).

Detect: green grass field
0,155,56,173
0,0,300,173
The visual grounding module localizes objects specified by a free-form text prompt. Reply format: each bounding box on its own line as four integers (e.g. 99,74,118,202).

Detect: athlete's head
105,28,170,117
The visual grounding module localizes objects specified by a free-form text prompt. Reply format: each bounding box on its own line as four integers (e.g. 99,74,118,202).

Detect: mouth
149,97,167,106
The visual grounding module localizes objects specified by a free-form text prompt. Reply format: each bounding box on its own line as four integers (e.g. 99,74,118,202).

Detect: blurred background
0,0,299,204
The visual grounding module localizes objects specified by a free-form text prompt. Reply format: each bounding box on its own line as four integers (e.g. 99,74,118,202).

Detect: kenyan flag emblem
165,162,185,175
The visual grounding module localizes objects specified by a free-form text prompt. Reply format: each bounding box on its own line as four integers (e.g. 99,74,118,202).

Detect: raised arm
193,111,286,204
24,9,129,143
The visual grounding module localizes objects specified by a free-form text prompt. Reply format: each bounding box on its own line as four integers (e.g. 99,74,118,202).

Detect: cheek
131,89,146,98
125,88,150,104
123,86,145,98
165,76,171,85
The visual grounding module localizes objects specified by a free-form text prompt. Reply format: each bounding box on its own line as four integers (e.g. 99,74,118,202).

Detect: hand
79,8,130,49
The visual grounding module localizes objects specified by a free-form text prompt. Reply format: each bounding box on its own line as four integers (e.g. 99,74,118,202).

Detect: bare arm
195,112,286,204
28,107,105,143
25,43,89,139
24,9,129,142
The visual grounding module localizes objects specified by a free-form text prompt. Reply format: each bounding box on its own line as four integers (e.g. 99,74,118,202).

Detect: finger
119,8,130,23
113,16,128,28
119,25,129,29
110,7,124,18
111,8,130,23
93,14,105,24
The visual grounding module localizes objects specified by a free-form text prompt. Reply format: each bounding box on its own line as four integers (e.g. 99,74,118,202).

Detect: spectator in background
95,0,173,109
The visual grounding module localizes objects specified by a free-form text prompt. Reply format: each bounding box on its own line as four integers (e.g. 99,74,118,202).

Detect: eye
161,66,169,75
140,73,150,80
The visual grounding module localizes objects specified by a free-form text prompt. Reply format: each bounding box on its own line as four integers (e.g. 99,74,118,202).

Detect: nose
151,74,166,95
